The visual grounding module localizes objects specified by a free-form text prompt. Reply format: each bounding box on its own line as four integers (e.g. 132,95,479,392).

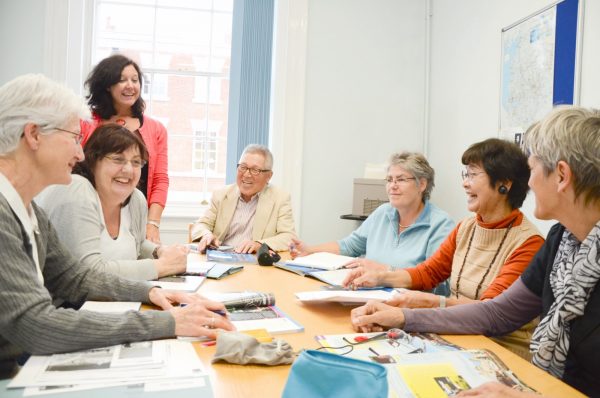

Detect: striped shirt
222,193,260,247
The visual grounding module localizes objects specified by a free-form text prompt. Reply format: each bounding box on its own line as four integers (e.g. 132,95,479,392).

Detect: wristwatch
152,246,160,259
439,296,447,308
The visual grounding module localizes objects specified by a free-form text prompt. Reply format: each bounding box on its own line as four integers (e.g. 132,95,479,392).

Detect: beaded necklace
454,219,515,299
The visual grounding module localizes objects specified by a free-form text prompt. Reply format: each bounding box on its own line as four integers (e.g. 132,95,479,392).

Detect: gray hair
0,74,90,155
240,144,273,170
387,152,435,202
525,106,600,206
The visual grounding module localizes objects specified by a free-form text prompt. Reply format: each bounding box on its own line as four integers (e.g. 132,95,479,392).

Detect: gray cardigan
36,175,158,280
0,196,174,378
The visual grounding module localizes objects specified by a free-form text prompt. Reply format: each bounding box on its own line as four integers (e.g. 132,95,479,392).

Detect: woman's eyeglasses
461,170,485,181
105,155,147,169
54,127,84,145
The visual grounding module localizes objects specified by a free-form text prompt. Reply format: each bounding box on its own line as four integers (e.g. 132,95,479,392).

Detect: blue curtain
226,0,275,183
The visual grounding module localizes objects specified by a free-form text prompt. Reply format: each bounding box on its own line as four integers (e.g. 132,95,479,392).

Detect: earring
498,185,508,194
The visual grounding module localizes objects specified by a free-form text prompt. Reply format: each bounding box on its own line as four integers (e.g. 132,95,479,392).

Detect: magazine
316,332,534,397
202,292,303,334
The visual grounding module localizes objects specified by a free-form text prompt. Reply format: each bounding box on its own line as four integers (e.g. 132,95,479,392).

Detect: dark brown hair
73,124,149,204
85,54,145,122
462,138,530,209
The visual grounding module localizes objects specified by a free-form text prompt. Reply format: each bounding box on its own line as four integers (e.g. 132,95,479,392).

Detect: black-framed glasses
237,163,271,176
461,170,485,181
54,127,84,145
105,155,147,169
385,176,416,185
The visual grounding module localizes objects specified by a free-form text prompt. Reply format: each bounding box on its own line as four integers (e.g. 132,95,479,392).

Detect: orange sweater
406,209,544,300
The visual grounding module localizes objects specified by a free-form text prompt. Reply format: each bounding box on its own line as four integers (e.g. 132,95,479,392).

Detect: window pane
92,0,233,203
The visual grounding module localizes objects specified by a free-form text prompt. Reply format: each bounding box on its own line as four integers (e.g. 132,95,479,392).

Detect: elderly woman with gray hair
0,75,233,379
351,106,600,397
291,152,455,289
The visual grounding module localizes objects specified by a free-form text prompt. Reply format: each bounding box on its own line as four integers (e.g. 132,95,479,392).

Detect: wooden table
191,259,584,398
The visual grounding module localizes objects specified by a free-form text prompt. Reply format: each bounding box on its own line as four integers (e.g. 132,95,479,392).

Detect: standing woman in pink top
81,54,168,243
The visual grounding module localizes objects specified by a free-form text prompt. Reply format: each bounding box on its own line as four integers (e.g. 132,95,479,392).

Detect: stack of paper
6,340,213,397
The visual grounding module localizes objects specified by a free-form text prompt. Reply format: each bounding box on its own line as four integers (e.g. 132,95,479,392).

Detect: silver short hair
525,106,600,206
387,151,435,202
239,144,273,170
0,74,90,155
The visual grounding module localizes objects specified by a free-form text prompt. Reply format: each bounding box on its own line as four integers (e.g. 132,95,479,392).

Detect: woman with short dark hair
81,54,168,243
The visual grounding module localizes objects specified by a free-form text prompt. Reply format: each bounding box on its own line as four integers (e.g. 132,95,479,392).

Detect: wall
0,0,46,83
298,0,427,243
427,0,600,236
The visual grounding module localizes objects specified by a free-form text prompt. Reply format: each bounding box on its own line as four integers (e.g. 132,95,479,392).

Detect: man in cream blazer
191,145,296,253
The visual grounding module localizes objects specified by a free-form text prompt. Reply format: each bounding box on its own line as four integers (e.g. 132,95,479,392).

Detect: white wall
298,0,427,243
0,0,46,83
427,0,600,236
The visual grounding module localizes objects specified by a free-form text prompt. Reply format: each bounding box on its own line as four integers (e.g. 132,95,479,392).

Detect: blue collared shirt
338,201,455,269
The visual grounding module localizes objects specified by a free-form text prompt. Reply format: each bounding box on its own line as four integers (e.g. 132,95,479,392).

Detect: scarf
530,221,600,378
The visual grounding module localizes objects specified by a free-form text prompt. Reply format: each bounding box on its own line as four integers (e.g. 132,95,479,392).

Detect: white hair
240,144,273,170
0,74,90,155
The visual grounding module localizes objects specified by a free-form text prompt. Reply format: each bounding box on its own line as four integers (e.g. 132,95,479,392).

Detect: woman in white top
37,124,187,280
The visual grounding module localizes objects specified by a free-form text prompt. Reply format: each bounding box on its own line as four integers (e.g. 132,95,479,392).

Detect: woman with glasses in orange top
344,138,545,359
37,124,188,281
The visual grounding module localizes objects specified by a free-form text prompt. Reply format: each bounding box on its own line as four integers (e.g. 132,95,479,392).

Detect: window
191,118,222,174
91,0,233,205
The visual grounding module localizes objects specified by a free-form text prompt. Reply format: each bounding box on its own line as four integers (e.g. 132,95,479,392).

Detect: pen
201,340,217,347
185,243,200,253
368,347,380,356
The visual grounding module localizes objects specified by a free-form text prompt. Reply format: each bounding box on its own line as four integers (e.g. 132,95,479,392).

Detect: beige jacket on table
190,184,297,251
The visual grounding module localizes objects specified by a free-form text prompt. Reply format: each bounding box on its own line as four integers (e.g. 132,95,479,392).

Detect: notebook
285,252,355,271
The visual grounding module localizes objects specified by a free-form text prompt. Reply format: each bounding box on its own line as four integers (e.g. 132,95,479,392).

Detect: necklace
115,118,126,126
454,219,515,299
399,223,411,229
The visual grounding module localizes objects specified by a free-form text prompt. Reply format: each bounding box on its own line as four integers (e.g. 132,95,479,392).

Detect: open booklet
200,292,303,335
284,252,355,271
186,257,244,279
316,332,534,397
274,264,355,286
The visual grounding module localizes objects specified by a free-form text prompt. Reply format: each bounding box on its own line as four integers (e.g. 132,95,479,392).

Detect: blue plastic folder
206,249,255,263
